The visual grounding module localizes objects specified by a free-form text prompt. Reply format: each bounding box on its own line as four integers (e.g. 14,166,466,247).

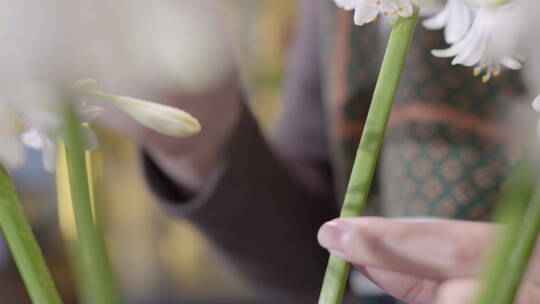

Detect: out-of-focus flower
0,81,103,171
0,77,202,172
0,1,207,172
431,5,523,82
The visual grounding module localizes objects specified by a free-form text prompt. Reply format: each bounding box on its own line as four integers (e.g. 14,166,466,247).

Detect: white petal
431,47,459,58
354,0,379,26
532,95,540,112
41,139,57,173
444,0,473,44
499,56,522,70
451,23,487,66
423,8,448,30
334,0,357,10
20,128,44,150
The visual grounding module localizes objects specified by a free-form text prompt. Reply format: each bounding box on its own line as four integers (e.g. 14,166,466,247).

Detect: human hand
318,217,540,303
85,1,242,193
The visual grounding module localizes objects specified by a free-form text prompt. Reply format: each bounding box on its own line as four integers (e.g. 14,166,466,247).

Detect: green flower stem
63,105,119,304
0,167,63,304
475,159,535,304
318,10,419,304
495,190,540,304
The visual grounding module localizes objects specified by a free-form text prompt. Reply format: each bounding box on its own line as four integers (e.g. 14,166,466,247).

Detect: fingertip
318,217,389,249
317,220,346,252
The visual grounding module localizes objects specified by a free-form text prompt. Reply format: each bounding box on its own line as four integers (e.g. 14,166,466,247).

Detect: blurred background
2,1,298,303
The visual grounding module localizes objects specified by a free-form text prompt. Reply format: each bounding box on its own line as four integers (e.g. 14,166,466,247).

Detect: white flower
423,0,475,44
0,78,201,172
17,102,102,172
0,81,104,172
430,5,523,82
334,0,415,26
0,1,203,172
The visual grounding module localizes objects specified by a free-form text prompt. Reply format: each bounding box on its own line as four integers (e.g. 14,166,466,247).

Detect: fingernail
318,221,346,253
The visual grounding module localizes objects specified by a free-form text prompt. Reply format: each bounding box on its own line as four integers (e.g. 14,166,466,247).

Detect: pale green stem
318,10,419,304
0,167,63,304
494,189,540,304
475,159,535,304
63,104,119,304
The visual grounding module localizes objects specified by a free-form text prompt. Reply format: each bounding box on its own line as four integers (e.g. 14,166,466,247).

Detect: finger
434,278,478,304
356,266,439,304
435,279,540,304
318,217,496,280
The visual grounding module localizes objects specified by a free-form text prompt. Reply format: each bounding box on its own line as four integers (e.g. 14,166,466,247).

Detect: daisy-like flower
423,0,475,44
430,5,523,82
334,0,415,26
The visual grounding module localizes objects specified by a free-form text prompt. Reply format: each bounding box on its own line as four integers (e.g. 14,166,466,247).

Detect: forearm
143,104,337,302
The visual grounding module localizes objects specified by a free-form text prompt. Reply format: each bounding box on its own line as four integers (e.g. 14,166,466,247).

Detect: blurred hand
97,73,242,194
318,217,540,304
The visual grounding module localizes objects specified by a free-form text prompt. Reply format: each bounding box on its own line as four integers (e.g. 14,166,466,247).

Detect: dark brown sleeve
142,0,337,302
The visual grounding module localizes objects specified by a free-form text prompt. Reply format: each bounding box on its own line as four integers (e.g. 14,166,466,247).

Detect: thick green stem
0,167,63,304
495,190,540,304
63,105,119,304
318,10,419,304
475,159,535,304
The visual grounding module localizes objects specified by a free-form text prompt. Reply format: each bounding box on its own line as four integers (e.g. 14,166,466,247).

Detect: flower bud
74,79,202,137
110,95,201,137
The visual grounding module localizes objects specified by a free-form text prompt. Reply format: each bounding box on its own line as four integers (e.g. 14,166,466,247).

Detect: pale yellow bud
74,79,201,137
111,96,201,137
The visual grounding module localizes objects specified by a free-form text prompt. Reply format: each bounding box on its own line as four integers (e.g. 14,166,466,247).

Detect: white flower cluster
0,0,224,171
334,0,537,82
